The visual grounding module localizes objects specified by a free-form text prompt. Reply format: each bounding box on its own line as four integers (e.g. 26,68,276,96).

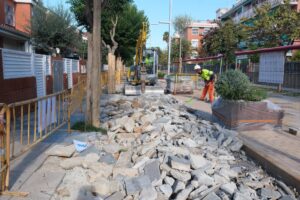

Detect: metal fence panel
1,48,33,79
34,54,47,98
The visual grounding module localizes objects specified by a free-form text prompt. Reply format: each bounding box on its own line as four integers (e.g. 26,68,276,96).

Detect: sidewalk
174,90,300,192
0,111,85,200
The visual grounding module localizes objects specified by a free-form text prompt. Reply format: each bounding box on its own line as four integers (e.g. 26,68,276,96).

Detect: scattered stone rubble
48,94,298,200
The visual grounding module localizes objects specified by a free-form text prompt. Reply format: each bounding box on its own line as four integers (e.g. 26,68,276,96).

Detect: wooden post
108,53,116,94
67,96,71,133
116,57,121,85
219,58,223,75
141,63,146,94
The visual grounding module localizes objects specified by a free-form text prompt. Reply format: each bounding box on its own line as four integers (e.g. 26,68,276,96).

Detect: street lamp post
158,0,173,75
174,32,182,74
167,0,172,75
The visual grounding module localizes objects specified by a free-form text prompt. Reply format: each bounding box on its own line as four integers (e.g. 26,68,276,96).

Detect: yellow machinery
127,22,147,85
125,23,164,95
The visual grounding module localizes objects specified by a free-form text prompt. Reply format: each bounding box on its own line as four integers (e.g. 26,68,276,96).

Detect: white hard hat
194,64,201,70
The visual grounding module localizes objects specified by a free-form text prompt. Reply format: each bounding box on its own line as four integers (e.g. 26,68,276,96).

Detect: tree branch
85,0,93,29
102,39,111,52
110,15,119,54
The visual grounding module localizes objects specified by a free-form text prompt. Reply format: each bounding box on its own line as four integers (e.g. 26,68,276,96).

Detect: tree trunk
91,0,101,127
108,53,116,94
86,32,93,124
116,57,122,85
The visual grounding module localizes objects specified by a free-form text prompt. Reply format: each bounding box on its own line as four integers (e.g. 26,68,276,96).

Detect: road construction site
0,81,299,200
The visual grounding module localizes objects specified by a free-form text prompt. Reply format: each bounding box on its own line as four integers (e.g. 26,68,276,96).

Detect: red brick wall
15,3,32,34
63,74,68,90
0,50,36,104
72,73,80,85
184,27,204,51
46,75,53,95
0,0,5,25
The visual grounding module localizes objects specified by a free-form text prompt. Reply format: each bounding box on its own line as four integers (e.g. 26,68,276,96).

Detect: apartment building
0,0,36,52
183,21,218,57
220,0,300,23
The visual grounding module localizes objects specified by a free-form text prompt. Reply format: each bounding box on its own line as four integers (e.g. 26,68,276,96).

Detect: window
5,1,15,26
191,39,199,48
192,28,199,35
203,27,211,35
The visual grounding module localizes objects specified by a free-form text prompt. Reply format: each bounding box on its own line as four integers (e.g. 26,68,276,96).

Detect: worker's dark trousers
200,81,214,103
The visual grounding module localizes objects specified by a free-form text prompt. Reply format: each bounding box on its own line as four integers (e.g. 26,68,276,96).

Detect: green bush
215,70,266,101
72,121,107,134
158,71,166,79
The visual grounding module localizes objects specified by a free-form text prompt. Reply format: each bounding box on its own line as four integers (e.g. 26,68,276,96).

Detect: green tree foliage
173,15,192,36
244,0,300,48
171,38,191,62
203,1,300,64
68,0,130,31
114,4,149,64
202,20,245,65
159,49,168,67
291,50,300,62
163,32,169,43
69,0,147,64
216,70,266,101
30,2,81,56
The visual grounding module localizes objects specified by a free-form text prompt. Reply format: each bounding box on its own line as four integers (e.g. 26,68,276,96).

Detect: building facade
183,21,218,58
220,0,300,23
0,0,36,52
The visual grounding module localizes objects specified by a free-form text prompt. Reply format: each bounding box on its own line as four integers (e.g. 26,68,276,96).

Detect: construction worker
194,64,215,104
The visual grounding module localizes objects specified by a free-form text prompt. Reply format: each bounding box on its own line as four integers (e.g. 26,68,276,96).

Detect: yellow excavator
127,22,147,85
125,23,164,95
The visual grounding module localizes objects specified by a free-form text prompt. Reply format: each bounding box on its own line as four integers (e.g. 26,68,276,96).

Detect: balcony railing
231,0,297,23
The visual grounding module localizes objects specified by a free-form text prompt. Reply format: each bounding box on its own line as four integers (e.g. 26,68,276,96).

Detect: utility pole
167,0,172,75
179,37,182,74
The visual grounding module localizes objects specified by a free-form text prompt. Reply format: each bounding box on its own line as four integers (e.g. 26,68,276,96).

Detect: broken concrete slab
139,187,157,200
189,154,209,169
143,160,161,182
220,182,237,195
124,175,152,195
60,157,84,170
46,144,75,158
170,156,191,171
113,167,139,178
159,184,173,198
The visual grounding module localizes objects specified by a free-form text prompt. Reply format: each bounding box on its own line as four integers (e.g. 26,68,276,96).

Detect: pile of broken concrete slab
47,94,297,200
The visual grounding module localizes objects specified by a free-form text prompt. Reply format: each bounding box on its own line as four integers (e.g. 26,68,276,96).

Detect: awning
0,24,30,41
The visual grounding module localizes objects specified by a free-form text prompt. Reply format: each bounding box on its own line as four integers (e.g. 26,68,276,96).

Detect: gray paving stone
124,175,152,195
143,160,161,182
202,192,221,200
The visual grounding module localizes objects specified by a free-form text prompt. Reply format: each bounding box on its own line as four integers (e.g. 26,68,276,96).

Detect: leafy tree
173,15,192,36
171,38,191,62
291,50,300,61
69,0,110,127
202,20,245,65
69,0,148,125
244,0,300,48
69,0,147,64
163,32,169,43
30,2,81,56
159,50,168,67
114,3,149,65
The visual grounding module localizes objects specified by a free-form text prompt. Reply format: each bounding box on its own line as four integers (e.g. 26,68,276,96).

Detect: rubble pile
48,94,297,200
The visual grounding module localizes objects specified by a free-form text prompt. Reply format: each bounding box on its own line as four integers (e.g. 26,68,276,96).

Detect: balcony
231,0,298,23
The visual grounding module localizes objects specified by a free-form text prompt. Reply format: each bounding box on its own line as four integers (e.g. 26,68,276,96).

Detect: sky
45,0,236,49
